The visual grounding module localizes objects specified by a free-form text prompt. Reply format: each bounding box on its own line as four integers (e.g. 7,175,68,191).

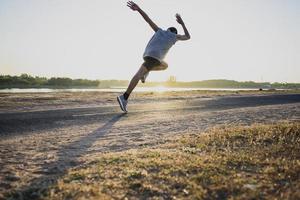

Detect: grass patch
9,122,300,199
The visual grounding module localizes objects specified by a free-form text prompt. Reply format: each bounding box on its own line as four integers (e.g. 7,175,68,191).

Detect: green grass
8,122,300,199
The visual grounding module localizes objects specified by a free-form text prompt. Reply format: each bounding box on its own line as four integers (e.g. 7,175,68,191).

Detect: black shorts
143,56,161,71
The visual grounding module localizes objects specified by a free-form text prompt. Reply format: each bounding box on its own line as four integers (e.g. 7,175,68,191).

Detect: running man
117,1,191,112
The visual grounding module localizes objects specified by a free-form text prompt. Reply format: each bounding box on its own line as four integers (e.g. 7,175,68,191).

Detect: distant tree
47,77,73,86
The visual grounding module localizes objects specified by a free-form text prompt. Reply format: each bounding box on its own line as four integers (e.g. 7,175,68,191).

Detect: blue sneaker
117,95,128,112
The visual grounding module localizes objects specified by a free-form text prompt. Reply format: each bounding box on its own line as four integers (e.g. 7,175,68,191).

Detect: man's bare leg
125,65,149,97
141,61,168,83
151,61,168,71
117,65,148,112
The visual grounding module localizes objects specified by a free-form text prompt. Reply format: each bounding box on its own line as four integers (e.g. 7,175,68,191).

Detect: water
0,87,263,93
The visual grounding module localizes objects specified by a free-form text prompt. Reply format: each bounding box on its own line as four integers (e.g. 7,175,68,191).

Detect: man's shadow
9,113,126,199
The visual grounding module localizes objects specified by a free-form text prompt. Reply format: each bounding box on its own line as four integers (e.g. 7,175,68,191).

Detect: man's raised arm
127,1,159,32
175,14,191,41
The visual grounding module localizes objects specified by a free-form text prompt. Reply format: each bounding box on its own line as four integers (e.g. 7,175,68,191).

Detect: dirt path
0,93,299,198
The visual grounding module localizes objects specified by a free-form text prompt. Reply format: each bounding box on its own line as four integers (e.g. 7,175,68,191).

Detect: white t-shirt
143,28,177,61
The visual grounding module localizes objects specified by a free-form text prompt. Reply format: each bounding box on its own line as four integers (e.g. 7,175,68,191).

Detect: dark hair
167,27,178,34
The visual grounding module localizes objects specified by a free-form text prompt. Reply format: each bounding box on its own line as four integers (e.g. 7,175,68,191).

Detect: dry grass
20,122,299,200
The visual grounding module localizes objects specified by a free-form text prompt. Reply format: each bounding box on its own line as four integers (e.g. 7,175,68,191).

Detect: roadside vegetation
19,122,298,200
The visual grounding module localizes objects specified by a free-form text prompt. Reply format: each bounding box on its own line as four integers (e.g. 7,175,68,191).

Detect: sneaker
117,95,128,112
141,72,149,83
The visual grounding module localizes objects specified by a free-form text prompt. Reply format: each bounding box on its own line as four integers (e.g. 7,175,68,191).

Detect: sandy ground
0,91,299,198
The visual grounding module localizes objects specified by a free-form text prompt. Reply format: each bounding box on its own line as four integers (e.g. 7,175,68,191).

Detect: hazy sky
1,0,299,82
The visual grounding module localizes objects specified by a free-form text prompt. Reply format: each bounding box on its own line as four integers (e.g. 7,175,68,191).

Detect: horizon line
1,74,299,84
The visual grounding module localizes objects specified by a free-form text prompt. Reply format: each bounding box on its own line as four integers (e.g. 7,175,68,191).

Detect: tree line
162,79,300,89
0,74,299,89
0,74,100,88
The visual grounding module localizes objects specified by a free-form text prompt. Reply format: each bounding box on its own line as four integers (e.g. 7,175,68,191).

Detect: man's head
167,27,178,34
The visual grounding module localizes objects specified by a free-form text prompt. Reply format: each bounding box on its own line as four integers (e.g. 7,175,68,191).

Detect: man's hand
127,1,159,32
175,14,191,41
127,1,140,11
176,13,184,25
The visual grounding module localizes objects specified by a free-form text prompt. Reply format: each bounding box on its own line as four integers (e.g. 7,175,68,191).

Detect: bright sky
0,0,299,82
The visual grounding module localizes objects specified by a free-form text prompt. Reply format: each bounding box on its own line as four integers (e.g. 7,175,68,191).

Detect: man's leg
141,61,168,83
150,61,168,71
118,65,148,112
125,65,149,99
